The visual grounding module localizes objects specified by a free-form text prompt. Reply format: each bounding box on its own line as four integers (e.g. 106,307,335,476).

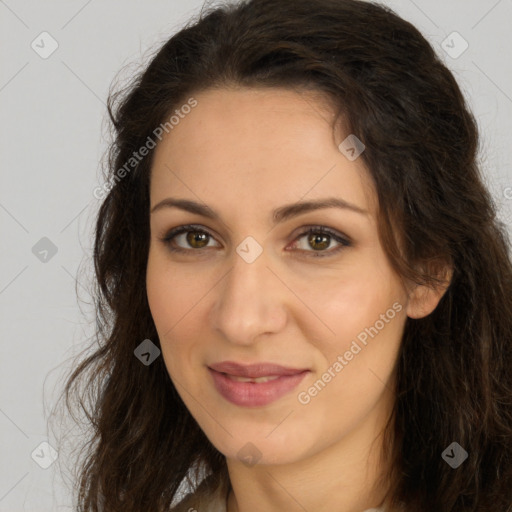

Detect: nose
210,242,288,346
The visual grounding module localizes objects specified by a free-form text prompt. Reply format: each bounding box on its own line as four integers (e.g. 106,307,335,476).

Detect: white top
170,475,386,512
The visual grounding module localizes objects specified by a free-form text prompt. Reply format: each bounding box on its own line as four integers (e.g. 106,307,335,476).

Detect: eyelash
160,224,352,258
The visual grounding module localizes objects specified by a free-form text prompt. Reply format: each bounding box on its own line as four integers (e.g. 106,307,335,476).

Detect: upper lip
208,361,309,378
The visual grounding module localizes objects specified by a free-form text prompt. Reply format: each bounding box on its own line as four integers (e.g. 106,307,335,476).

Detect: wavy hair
57,0,512,510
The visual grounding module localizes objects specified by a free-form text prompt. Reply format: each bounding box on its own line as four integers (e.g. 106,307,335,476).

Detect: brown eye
161,225,220,253
290,226,352,258
185,230,210,249
307,232,331,251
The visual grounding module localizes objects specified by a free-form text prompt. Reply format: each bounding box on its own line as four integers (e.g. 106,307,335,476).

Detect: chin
206,427,311,467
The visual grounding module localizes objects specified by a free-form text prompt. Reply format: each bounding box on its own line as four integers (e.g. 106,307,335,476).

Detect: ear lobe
406,261,453,319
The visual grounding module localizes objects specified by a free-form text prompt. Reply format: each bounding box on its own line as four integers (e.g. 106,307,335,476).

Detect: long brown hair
56,0,512,510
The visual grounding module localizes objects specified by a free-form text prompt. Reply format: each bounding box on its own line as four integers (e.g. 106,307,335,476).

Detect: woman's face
146,86,413,466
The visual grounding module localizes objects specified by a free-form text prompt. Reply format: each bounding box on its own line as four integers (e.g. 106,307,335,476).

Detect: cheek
296,299,405,443
146,248,198,335
146,250,210,376
318,264,402,339
307,258,407,389
146,259,173,334
146,254,187,371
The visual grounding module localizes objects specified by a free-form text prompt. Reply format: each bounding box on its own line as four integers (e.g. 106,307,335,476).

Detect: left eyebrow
150,197,369,225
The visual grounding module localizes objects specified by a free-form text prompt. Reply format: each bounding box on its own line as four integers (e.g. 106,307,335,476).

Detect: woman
59,0,512,510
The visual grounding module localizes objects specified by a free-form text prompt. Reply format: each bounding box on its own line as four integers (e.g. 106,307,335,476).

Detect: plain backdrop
1,0,511,510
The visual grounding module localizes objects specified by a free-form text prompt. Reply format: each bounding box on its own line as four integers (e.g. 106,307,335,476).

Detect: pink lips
208,361,309,407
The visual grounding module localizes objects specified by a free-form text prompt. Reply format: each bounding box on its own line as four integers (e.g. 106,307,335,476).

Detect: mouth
208,360,309,378
219,374,282,383
207,363,310,407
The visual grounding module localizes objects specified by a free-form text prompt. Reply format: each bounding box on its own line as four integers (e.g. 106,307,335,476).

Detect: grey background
1,0,511,510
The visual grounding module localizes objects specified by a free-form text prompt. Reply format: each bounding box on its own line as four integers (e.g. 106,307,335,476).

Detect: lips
207,361,310,407
208,361,308,378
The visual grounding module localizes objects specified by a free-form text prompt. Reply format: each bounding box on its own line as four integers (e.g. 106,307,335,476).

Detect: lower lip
208,368,309,407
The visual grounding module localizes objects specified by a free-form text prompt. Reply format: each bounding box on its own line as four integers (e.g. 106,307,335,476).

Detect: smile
208,368,309,407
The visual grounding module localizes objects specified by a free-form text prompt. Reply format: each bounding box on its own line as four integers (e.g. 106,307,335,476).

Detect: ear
406,259,453,319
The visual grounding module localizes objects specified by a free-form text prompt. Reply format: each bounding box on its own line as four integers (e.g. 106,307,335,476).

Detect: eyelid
160,223,352,257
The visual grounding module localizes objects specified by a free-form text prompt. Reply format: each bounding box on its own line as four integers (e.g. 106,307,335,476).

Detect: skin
146,87,450,512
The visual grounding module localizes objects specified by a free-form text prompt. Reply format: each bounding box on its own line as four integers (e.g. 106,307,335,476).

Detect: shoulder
170,474,228,512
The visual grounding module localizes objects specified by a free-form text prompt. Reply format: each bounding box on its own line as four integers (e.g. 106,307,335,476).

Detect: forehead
149,87,376,216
